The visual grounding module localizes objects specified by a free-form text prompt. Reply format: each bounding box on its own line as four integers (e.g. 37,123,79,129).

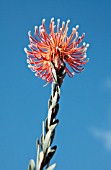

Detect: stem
28,62,66,170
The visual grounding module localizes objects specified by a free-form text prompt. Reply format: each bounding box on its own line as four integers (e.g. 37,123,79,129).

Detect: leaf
43,130,52,153
52,103,59,118
28,159,35,170
38,151,44,170
48,98,52,109
51,91,58,108
56,86,60,101
47,146,57,158
50,129,55,146
49,122,58,131
45,118,48,133
36,140,40,169
48,106,52,127
44,146,57,166
46,163,56,170
51,62,57,83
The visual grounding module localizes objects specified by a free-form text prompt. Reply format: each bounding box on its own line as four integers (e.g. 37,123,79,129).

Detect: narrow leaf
46,163,56,170
28,159,35,170
43,130,52,153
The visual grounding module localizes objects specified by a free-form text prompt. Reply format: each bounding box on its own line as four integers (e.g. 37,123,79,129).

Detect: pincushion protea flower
24,18,89,83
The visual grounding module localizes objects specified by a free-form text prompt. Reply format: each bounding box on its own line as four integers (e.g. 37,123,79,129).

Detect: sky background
0,0,111,170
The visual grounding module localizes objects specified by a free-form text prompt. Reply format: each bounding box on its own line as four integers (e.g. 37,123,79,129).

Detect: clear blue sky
0,0,111,170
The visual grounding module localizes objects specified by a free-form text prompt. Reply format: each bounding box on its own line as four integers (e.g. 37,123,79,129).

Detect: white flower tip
39,25,44,33
28,65,31,68
51,18,54,22
27,59,29,63
62,21,65,26
83,32,85,36
71,72,74,76
84,54,87,58
67,19,70,24
86,43,89,48
24,47,27,53
57,18,60,22
72,27,76,31
28,45,31,48
28,31,31,36
76,25,79,30
42,19,45,24
83,42,86,46
34,26,38,32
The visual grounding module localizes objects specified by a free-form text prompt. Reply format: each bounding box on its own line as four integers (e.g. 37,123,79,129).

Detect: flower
24,18,89,83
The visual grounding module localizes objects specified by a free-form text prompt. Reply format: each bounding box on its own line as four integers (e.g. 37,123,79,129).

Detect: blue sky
0,0,111,170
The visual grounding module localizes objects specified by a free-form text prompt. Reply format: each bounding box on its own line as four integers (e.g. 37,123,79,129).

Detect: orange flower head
24,18,89,83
